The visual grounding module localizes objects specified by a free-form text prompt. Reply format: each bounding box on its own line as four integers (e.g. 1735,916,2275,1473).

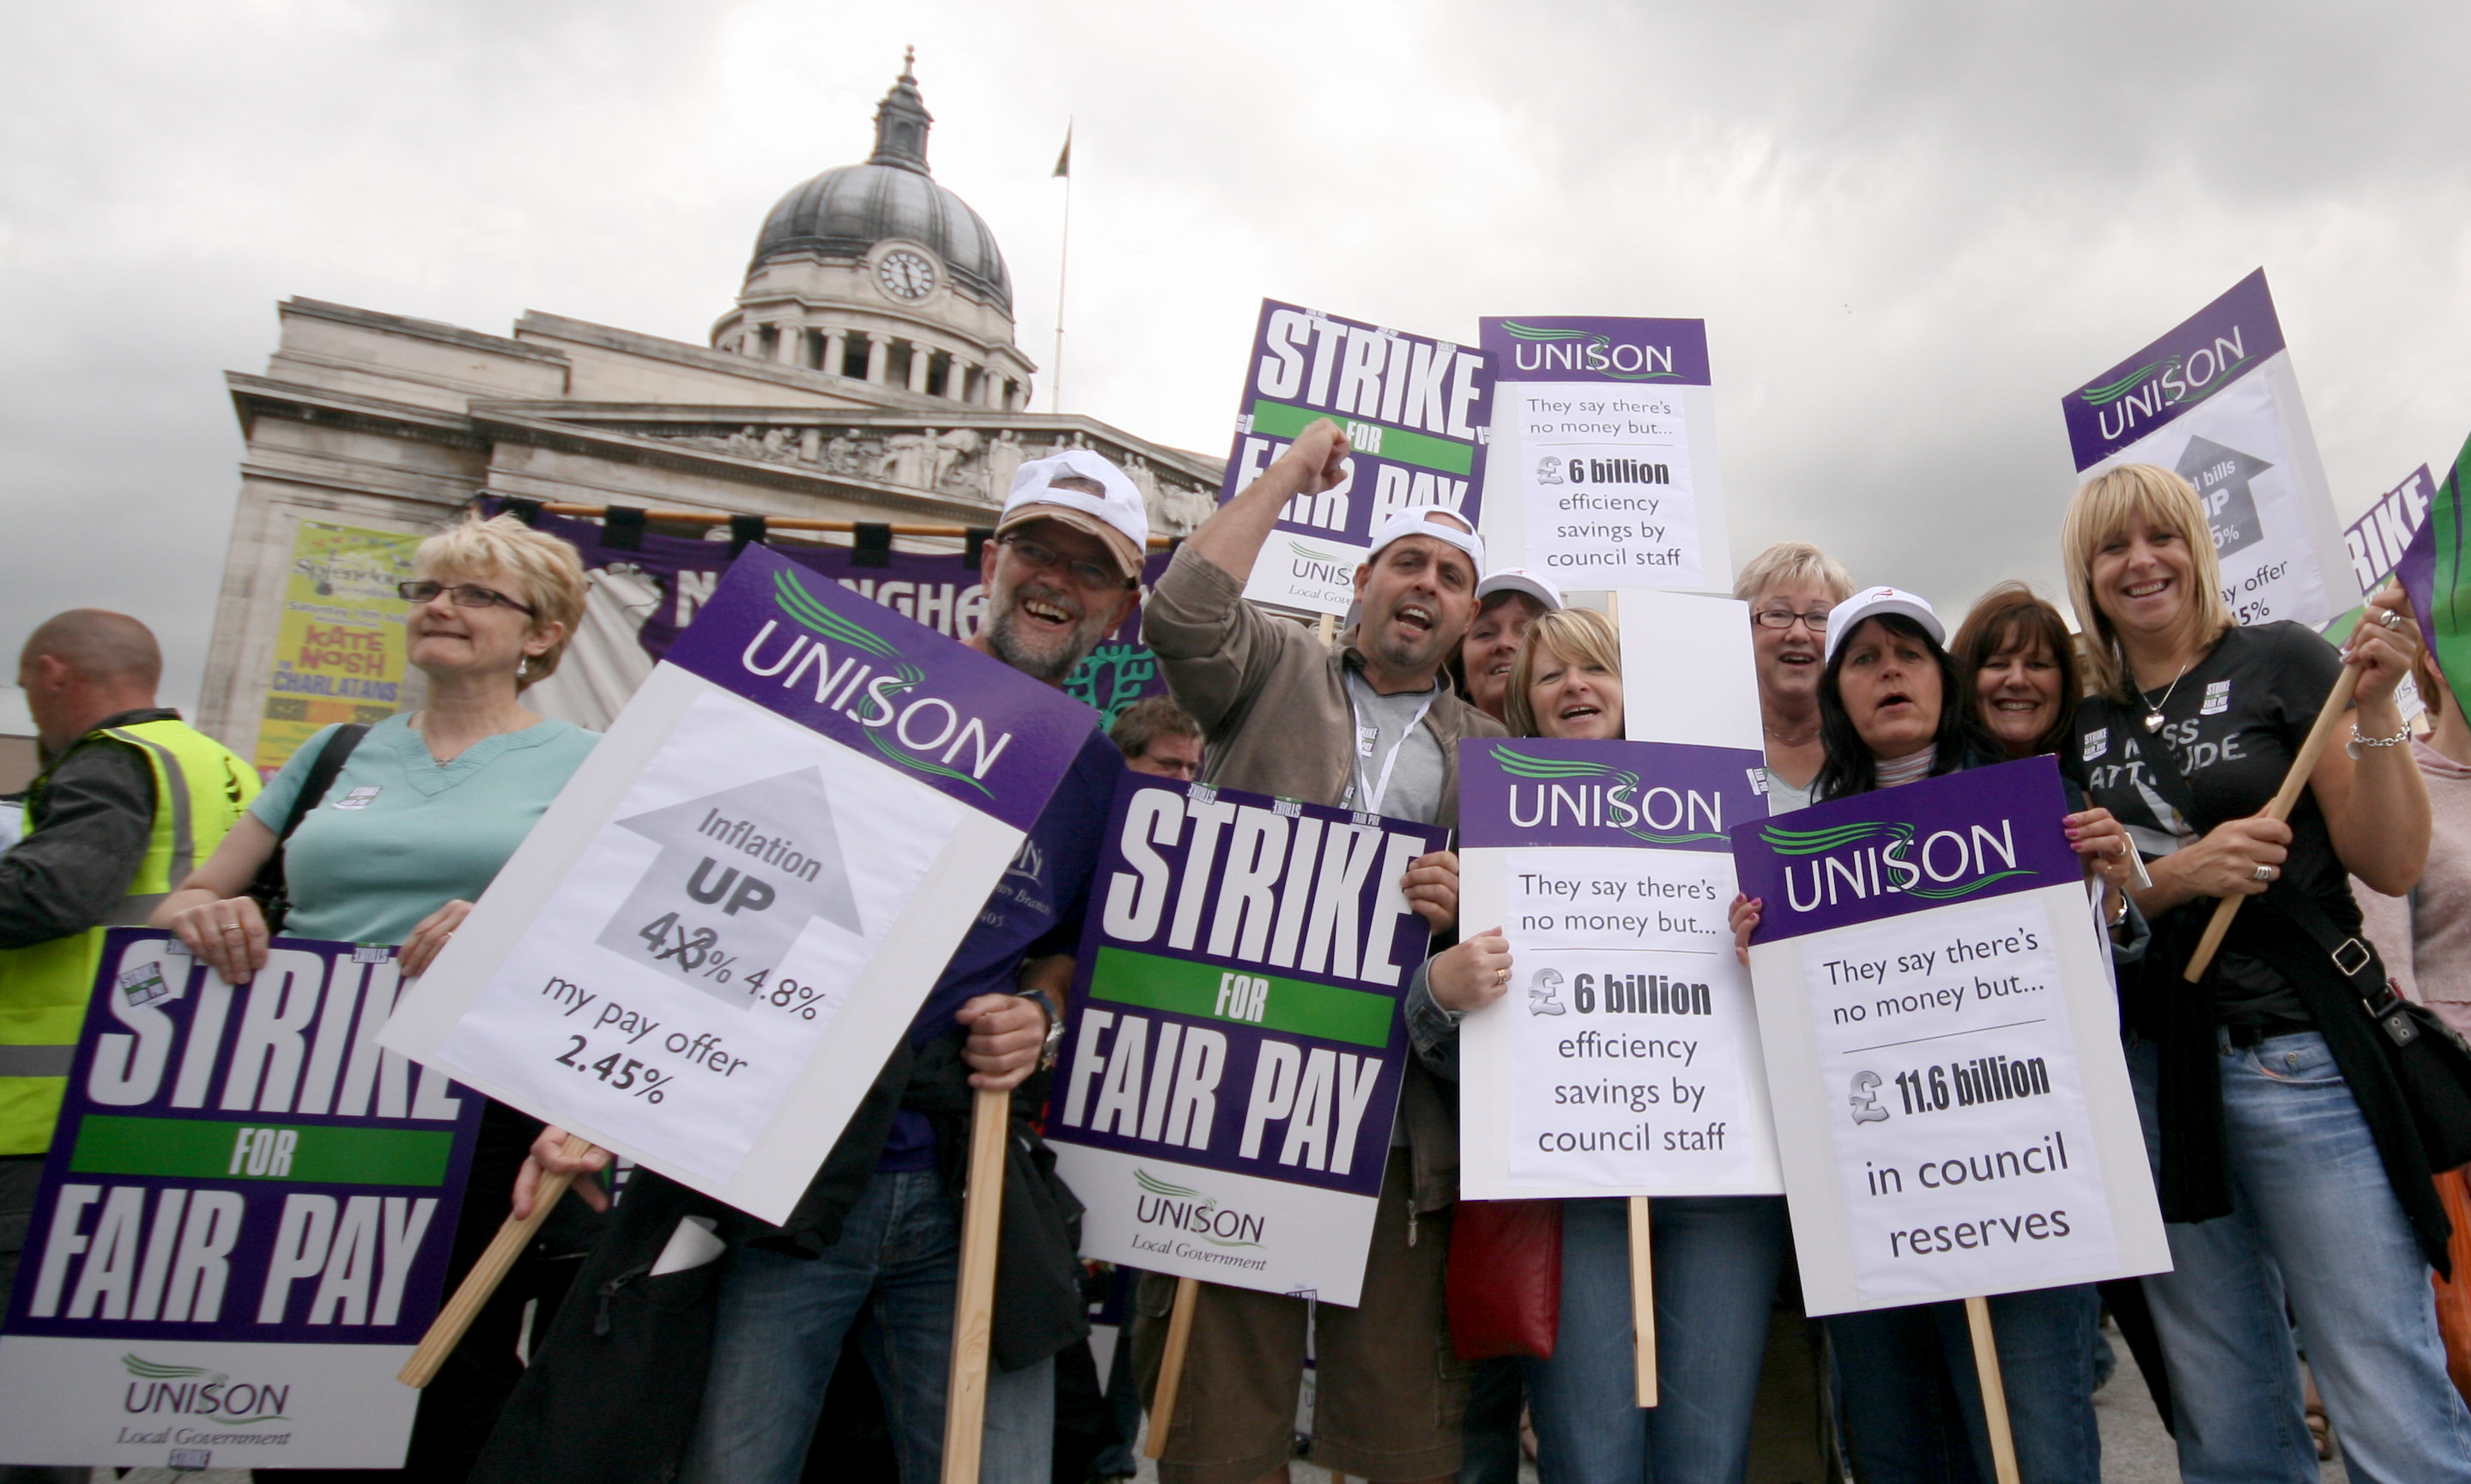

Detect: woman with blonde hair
1426,607,1791,1484
155,511,599,1481
2060,464,2468,1483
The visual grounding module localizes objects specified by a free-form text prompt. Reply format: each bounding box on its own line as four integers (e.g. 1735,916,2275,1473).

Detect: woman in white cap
2060,466,2466,1484
1425,608,1792,1484
1731,585,2132,1484
1453,567,1564,722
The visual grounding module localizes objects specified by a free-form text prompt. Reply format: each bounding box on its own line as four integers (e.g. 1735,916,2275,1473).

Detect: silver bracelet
2347,721,2413,758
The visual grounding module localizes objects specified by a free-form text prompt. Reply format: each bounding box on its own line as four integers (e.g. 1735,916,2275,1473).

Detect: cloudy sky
4,0,2468,725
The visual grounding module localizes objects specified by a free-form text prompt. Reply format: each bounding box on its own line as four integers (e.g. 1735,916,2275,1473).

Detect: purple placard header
1043,773,1447,1197
1218,299,1494,548
1457,738,1768,852
2346,464,2437,595
1479,316,1712,387
667,542,1102,834
2062,269,2287,471
7,932,482,1347
1729,757,2079,942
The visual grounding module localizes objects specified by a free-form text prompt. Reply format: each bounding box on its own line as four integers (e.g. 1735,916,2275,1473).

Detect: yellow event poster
255,520,420,772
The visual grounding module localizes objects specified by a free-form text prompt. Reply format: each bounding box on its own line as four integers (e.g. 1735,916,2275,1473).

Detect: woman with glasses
154,512,595,1482
1734,543,1855,813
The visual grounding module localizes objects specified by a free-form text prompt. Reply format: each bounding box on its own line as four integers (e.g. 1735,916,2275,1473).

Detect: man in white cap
498,452,1148,1484
1136,418,1499,1484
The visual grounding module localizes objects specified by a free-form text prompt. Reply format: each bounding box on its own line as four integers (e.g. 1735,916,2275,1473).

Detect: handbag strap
248,723,369,908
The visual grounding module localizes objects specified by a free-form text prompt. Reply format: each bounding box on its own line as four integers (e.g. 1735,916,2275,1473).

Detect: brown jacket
1145,543,1504,1209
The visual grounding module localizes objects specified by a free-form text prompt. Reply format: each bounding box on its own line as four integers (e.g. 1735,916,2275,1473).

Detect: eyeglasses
1753,609,1830,633
1001,536,1132,591
399,581,536,615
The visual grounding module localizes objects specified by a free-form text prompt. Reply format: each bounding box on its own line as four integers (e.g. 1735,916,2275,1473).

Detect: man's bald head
21,609,161,687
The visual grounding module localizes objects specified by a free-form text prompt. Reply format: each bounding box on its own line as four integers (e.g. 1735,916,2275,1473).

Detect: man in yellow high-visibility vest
0,610,257,1302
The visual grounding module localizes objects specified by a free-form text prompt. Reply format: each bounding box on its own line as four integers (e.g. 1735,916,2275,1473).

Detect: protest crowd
9,313,2471,1484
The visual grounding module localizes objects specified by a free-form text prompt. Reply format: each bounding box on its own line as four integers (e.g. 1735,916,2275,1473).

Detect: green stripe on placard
1087,946,1396,1048
1247,400,1475,476
69,1115,456,1186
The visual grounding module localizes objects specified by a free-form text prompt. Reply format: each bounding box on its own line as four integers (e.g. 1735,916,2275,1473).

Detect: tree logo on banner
1756,819,2044,908
1489,745,1725,845
1495,321,1684,382
1134,1167,1266,1249
762,567,1002,797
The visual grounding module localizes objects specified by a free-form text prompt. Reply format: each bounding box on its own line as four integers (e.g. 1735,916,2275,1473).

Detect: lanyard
1345,672,1438,817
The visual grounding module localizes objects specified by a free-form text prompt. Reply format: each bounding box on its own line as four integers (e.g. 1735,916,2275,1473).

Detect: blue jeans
1825,1284,2099,1484
2129,1033,2471,1484
1523,1195,1788,1484
680,1167,1055,1484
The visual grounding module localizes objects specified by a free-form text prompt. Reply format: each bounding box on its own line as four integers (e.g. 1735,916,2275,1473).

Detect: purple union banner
1457,738,1769,852
1729,757,2080,942
2062,269,2288,472
1043,774,1447,1199
1478,316,1713,387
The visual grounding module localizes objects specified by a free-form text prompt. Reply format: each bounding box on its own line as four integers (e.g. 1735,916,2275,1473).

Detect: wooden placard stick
941,1087,1013,1484
1627,1194,1658,1407
1142,1277,1202,1459
1963,1296,2022,1484
399,1130,596,1388
2180,664,2362,984
1318,612,1338,646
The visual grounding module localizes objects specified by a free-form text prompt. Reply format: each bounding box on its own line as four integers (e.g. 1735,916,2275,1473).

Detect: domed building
196,58,1224,754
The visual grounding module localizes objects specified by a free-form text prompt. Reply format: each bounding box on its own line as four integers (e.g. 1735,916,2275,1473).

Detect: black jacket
471,1033,1086,1484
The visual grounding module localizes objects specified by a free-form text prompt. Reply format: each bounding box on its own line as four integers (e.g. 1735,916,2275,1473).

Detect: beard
982,571,1114,684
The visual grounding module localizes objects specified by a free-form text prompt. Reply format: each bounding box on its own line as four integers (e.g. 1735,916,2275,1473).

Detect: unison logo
742,568,1015,796
1133,1169,1265,1248
120,1354,291,1425
1493,747,1723,845
1499,321,1680,381
2075,325,2257,443
1759,817,2034,911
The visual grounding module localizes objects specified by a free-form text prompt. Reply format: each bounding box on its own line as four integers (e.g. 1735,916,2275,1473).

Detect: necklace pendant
2144,712,2165,733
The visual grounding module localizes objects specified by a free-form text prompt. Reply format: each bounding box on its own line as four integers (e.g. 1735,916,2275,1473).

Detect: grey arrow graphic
595,767,862,1005
2175,435,2274,559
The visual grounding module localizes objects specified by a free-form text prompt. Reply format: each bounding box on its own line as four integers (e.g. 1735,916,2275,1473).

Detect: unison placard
1477,317,1731,591
1043,776,1444,1306
0,932,482,1471
1730,758,2167,1314
1218,300,1495,616
381,545,1099,1222
2062,269,2359,632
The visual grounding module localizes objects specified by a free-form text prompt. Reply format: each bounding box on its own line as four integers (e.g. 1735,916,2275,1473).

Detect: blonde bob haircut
1504,608,1622,739
1732,541,1854,606
2060,464,2233,701
414,513,590,688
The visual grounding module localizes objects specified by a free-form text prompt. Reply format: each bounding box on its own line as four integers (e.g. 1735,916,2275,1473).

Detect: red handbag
1446,1198,1563,1360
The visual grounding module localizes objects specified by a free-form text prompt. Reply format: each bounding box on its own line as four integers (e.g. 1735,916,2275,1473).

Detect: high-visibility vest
0,718,258,1154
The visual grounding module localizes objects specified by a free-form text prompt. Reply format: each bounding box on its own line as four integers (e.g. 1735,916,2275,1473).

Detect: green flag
2397,427,2471,687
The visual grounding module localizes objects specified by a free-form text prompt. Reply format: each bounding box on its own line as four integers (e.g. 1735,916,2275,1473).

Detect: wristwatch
1028,990,1067,1070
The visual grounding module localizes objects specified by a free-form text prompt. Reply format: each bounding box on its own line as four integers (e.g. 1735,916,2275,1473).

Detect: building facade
197,59,1221,760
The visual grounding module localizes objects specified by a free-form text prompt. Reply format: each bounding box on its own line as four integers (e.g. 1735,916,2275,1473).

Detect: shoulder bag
246,723,368,934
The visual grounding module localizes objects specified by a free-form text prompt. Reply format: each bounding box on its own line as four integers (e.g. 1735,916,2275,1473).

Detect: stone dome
748,60,1014,315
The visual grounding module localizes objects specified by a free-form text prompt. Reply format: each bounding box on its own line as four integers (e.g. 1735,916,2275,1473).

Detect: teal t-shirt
250,714,598,946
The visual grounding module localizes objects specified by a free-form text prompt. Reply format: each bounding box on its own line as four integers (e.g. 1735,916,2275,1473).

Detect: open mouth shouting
1872,688,1917,717
1392,602,1436,638
1555,700,1603,726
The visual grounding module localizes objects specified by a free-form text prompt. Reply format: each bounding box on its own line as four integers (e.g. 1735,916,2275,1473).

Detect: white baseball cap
1475,566,1565,615
1364,506,1486,572
1824,585,1945,664
997,449,1150,582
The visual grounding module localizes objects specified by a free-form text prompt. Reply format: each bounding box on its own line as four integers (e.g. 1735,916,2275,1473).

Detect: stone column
948,354,975,403
907,342,932,395
776,324,802,365
981,369,1003,409
822,328,845,378
865,333,889,385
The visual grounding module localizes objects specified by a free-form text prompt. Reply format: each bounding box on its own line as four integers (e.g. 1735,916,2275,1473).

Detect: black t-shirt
2067,621,2357,1027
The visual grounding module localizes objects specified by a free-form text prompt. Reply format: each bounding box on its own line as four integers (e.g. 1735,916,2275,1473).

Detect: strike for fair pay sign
1457,739,1784,1199
1731,758,2166,1313
1044,778,1444,1306
0,933,481,1470
382,545,1100,1222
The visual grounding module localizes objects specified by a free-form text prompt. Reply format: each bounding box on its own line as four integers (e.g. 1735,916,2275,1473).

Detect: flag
1053,126,1072,179
2395,427,2471,687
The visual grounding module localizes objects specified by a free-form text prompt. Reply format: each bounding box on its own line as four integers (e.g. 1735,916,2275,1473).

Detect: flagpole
1052,120,1073,415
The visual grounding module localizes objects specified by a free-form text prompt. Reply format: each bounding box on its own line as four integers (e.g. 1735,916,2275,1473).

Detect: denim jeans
1825,1284,2099,1484
2129,1033,2471,1484
1522,1195,1788,1484
680,1167,1055,1484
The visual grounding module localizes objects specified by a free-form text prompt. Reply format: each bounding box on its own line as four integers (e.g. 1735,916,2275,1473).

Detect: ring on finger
2380,609,2405,631
1495,966,1511,986
2252,863,2277,882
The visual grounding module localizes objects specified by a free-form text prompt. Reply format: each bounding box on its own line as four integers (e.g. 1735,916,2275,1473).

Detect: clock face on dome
876,250,937,301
